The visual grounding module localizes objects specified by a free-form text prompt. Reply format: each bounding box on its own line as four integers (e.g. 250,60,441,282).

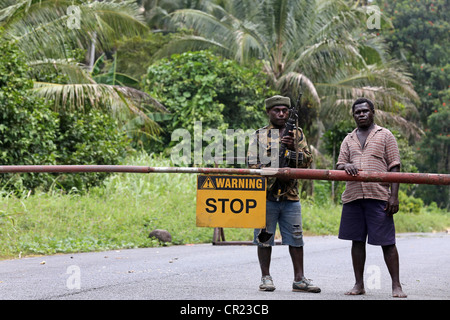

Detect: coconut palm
0,0,166,134
137,0,215,30
159,0,421,144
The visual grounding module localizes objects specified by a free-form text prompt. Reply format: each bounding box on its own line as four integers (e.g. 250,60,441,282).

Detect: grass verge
0,153,448,260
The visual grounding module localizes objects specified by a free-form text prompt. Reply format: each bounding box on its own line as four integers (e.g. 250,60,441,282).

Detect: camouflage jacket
247,123,313,201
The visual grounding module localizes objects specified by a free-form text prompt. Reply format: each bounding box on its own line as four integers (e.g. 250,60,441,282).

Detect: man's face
267,105,289,128
353,102,374,129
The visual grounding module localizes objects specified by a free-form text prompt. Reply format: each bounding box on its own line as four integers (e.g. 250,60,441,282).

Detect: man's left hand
385,195,399,216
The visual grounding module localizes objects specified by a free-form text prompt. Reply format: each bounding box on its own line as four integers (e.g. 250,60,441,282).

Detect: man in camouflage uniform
247,95,320,293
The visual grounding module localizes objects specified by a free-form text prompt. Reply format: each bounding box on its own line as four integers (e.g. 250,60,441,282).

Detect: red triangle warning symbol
201,177,216,189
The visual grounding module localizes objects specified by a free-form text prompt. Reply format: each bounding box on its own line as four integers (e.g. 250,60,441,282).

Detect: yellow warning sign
200,176,216,189
196,175,266,228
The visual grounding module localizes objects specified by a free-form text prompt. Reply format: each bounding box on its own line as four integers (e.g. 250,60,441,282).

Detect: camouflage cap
265,95,291,110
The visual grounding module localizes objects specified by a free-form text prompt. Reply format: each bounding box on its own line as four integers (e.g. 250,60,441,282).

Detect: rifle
278,88,303,169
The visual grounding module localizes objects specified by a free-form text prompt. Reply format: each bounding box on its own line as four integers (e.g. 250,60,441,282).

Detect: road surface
0,232,448,302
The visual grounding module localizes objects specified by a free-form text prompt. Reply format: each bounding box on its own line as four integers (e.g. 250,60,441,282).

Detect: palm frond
154,34,230,59
170,8,232,35
375,109,423,141
0,0,32,23
1,0,148,61
168,7,270,64
27,58,94,84
277,72,320,106
32,81,167,135
322,63,419,106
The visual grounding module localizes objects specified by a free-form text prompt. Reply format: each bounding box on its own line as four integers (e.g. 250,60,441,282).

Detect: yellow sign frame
196,175,266,228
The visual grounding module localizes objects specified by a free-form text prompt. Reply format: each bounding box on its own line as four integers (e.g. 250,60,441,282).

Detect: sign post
196,175,266,228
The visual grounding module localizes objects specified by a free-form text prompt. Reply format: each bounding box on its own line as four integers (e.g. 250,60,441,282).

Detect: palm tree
0,0,166,134
159,0,421,144
137,0,215,30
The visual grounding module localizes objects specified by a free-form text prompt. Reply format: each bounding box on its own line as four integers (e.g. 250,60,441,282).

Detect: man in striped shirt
336,98,407,298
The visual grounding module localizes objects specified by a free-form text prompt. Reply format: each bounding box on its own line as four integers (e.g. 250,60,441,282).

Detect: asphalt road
0,233,448,302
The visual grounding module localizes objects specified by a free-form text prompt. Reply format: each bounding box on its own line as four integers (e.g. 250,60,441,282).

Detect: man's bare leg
258,246,272,277
289,246,304,282
345,240,366,295
382,244,407,298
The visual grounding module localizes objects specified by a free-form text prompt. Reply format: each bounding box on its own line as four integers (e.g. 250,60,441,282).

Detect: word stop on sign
196,175,266,228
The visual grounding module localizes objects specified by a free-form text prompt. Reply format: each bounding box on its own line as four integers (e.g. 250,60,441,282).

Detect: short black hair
352,98,375,113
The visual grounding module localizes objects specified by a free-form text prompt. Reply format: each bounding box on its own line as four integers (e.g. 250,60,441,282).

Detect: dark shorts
338,199,396,246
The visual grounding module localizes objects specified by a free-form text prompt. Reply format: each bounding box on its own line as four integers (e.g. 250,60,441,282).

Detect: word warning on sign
196,175,266,228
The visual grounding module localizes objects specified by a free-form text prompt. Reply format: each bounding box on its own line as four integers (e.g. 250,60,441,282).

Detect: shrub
142,51,275,153
54,110,131,192
0,37,131,193
0,35,59,192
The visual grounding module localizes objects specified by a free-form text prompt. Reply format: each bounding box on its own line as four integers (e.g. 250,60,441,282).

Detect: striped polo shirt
337,124,401,204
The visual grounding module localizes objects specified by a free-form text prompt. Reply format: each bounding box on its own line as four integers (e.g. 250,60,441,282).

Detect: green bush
54,111,131,192
0,36,131,194
0,35,59,192
398,190,424,215
143,51,275,153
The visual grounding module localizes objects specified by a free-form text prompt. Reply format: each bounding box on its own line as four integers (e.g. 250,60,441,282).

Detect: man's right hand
338,163,359,176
